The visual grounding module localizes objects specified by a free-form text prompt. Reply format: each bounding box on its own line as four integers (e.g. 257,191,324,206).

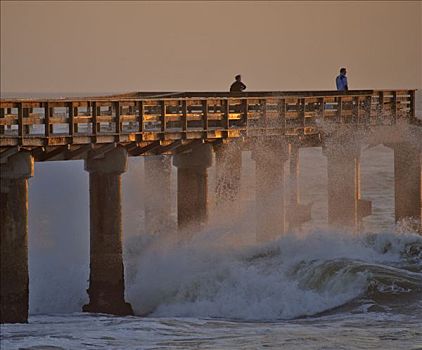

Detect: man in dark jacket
230,74,247,92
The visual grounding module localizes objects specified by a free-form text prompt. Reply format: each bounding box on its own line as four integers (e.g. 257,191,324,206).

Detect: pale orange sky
1,1,421,94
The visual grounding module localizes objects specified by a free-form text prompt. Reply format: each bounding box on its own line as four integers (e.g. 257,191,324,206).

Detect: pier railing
0,90,417,159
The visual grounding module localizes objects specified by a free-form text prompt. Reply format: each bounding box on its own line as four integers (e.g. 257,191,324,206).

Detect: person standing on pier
230,74,247,92
336,68,349,91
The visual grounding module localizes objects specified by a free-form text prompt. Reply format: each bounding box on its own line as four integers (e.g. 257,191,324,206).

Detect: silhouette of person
336,68,348,91
230,74,247,92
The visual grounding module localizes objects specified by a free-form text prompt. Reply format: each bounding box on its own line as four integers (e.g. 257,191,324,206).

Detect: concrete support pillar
0,152,34,323
144,155,173,234
214,142,242,205
252,140,288,242
393,143,421,228
288,144,311,230
325,143,371,231
327,150,358,228
173,143,213,232
83,147,133,315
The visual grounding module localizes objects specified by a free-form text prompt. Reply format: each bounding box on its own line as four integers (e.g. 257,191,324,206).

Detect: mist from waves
26,144,421,320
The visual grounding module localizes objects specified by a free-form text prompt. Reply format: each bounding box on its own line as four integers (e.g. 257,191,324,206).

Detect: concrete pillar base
0,152,34,324
392,143,421,229
287,203,312,229
287,144,312,230
214,142,242,205
144,155,173,235
324,141,371,232
173,143,213,232
82,299,133,316
84,147,133,316
252,139,288,242
358,199,372,219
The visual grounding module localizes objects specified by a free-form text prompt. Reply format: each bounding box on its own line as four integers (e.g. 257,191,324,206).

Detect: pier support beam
324,142,371,231
287,144,311,230
144,155,173,234
173,143,213,232
0,152,34,323
83,147,133,316
393,143,421,228
252,140,288,242
214,142,242,205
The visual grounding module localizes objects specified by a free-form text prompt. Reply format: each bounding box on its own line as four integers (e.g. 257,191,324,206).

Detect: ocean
1,106,422,349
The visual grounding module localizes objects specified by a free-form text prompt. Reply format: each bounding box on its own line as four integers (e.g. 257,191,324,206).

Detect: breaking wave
127,231,422,320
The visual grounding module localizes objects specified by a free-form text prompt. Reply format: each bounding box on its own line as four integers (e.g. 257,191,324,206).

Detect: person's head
235,74,241,81
340,68,347,75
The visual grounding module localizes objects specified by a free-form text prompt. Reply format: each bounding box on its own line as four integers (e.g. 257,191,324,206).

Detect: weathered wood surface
0,90,418,162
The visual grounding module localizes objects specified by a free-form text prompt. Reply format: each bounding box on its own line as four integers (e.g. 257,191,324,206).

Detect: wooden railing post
68,102,74,140
22,106,30,135
409,90,416,121
352,96,359,124
279,98,286,132
114,101,121,142
202,100,208,133
0,107,4,134
364,95,372,125
223,99,230,132
392,91,397,124
299,98,305,134
92,101,98,141
182,99,188,137
378,91,384,124
160,100,166,135
318,97,325,120
336,97,342,123
18,103,24,145
137,100,144,142
6,108,12,130
44,102,50,141
242,99,248,128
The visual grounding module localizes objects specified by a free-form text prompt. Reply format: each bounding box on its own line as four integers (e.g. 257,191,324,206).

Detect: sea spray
126,230,422,320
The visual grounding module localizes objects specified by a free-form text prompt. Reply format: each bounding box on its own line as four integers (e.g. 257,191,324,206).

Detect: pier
1,89,421,323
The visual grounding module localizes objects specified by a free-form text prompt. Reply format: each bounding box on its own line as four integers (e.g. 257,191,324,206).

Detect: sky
1,1,421,94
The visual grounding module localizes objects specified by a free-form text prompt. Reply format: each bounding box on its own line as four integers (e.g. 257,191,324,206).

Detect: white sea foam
126,229,422,320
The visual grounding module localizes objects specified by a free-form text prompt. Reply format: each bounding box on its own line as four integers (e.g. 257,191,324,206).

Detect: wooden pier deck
0,89,418,162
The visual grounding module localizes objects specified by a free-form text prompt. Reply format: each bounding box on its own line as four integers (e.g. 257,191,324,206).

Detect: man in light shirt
336,68,348,91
